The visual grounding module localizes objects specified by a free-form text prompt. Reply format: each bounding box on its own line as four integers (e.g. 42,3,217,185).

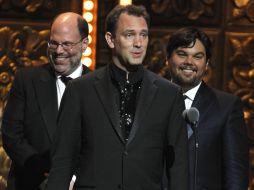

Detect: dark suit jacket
188,82,249,190
46,64,188,190
2,63,90,190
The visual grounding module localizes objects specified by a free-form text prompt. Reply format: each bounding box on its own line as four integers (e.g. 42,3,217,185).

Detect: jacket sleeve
2,70,38,166
47,81,81,190
223,97,249,190
167,89,188,190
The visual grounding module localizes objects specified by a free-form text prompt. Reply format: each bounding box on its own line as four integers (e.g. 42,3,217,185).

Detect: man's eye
140,33,148,38
50,41,58,45
125,33,133,38
62,42,72,47
177,53,187,57
194,55,204,60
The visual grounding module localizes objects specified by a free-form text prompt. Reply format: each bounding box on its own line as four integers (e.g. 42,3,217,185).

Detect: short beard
69,51,82,69
170,71,205,92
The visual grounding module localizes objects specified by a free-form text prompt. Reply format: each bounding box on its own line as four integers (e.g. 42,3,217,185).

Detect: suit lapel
94,66,125,144
82,64,91,75
34,65,58,141
127,70,158,145
192,82,214,121
190,81,214,140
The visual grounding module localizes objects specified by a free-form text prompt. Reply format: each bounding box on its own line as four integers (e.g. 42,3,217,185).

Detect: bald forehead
50,12,81,40
52,12,80,27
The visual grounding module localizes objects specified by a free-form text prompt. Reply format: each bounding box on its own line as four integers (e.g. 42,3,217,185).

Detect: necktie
60,76,72,85
183,95,193,138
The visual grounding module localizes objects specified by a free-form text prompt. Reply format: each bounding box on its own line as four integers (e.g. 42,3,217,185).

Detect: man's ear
165,59,169,66
81,37,89,52
206,60,209,68
165,56,172,66
105,32,114,48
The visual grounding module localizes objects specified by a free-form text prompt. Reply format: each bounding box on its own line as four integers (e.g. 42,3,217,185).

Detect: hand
24,153,50,175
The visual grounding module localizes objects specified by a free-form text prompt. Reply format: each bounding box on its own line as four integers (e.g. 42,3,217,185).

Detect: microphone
182,107,199,125
182,107,199,190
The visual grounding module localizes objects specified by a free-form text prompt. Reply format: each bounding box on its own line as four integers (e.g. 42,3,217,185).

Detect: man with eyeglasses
46,4,188,190
2,12,90,190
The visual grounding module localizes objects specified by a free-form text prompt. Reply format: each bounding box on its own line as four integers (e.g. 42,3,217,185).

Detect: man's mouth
182,68,195,73
180,65,197,75
54,55,68,62
131,51,143,58
56,57,67,60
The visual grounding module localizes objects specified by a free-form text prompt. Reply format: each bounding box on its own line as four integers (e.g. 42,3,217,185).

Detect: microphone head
182,107,200,125
182,109,188,119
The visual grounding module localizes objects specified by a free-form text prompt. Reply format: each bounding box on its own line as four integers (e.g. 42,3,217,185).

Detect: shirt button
124,150,128,156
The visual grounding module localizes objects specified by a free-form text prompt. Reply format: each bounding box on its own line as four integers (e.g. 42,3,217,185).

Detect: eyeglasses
47,39,82,50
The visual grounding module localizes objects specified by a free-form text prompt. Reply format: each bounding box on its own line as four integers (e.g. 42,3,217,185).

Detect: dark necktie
60,76,72,85
183,95,193,138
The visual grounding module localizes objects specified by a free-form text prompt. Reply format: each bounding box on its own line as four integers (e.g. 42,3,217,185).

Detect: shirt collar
109,63,144,84
56,63,83,79
184,82,202,101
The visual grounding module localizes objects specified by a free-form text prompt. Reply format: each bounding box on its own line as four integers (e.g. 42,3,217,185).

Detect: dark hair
105,4,150,36
77,16,89,39
166,27,212,61
50,13,89,39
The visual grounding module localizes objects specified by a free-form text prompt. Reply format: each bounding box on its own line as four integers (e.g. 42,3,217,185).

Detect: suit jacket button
117,184,122,189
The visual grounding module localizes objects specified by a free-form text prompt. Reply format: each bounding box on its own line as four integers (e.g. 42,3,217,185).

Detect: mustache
179,64,197,71
50,52,68,58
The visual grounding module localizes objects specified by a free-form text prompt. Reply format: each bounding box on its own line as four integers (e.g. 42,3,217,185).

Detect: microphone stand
182,107,199,190
190,121,198,190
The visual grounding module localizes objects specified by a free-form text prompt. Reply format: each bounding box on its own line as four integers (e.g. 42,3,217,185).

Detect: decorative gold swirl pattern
230,0,254,24
150,0,215,20
0,0,53,13
227,35,254,130
0,26,49,189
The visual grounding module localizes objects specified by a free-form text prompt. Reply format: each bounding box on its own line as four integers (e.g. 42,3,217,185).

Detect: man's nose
55,44,65,53
185,55,193,64
133,36,142,47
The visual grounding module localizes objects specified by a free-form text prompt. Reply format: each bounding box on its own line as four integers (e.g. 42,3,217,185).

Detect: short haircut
166,27,212,61
105,4,150,36
77,16,89,39
50,13,89,39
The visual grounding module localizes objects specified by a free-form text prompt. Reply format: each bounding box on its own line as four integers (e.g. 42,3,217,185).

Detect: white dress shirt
183,82,201,109
56,63,83,108
55,64,83,189
183,82,201,138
